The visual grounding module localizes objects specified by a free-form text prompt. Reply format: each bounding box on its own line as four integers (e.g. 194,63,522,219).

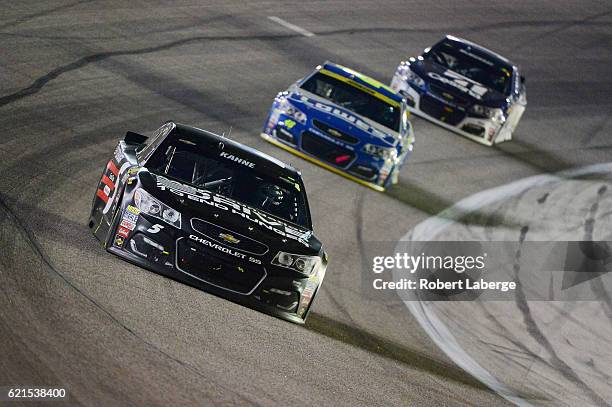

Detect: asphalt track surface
0,1,611,406
401,165,612,406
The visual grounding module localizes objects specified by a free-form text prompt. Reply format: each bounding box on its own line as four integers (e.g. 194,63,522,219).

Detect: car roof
172,123,302,178
318,61,404,105
441,35,516,69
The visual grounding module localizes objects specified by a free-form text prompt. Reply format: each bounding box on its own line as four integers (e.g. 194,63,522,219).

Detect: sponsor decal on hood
291,90,397,146
410,59,509,107
155,175,313,247
426,69,489,100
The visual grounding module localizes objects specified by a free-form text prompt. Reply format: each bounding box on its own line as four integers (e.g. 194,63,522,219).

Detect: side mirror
520,75,526,84
124,131,148,145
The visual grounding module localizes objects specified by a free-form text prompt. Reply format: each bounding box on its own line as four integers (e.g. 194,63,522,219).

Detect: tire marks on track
512,225,610,406
510,9,612,52
0,178,496,401
0,192,262,406
0,0,93,31
398,163,612,405
584,185,612,319
3,14,612,109
306,313,488,391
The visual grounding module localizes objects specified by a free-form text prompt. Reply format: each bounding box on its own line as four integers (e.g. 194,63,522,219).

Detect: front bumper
261,133,387,192
262,113,406,192
103,206,323,324
391,77,509,146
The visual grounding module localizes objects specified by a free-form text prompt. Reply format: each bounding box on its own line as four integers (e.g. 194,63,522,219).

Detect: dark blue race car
261,62,415,191
391,35,527,146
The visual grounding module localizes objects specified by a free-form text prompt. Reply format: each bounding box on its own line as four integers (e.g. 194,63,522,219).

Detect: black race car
89,122,327,324
391,35,527,146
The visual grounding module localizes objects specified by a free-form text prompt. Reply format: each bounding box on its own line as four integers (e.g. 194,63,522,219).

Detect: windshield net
147,133,310,228
300,72,400,131
426,40,512,95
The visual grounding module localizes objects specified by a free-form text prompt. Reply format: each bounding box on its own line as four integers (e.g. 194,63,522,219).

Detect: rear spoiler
124,131,148,145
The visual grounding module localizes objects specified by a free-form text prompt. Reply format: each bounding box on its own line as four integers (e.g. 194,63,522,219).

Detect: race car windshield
147,135,311,228
300,72,400,131
426,40,512,95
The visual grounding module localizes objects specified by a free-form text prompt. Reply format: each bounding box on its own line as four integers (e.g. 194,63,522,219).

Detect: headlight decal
405,70,426,88
362,143,398,160
470,105,505,122
272,251,321,277
278,98,307,125
134,188,182,229
397,64,425,89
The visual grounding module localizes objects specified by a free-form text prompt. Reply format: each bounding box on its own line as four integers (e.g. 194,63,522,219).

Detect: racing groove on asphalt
1,1,611,406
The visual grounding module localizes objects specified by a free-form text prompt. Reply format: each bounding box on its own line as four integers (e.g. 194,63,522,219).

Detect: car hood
139,171,322,256
287,87,399,147
411,60,507,107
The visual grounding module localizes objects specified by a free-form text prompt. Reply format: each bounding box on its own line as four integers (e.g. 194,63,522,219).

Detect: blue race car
391,35,527,146
261,62,415,192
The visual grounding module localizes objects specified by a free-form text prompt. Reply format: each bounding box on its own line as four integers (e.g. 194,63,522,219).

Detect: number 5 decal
147,224,164,233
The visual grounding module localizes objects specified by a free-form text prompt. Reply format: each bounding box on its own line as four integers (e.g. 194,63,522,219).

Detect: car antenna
222,125,233,139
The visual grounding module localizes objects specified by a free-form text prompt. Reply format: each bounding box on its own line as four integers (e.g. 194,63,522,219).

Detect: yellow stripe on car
260,133,385,192
319,69,400,108
334,64,397,94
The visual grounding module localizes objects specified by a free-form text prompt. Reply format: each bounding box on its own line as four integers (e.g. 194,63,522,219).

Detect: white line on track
395,162,612,407
267,16,315,37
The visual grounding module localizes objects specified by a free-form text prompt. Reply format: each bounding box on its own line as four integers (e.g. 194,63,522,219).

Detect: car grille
419,95,466,126
461,123,485,137
428,84,470,107
312,120,359,145
176,238,266,295
274,125,296,145
191,218,268,255
348,163,377,181
300,131,356,168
